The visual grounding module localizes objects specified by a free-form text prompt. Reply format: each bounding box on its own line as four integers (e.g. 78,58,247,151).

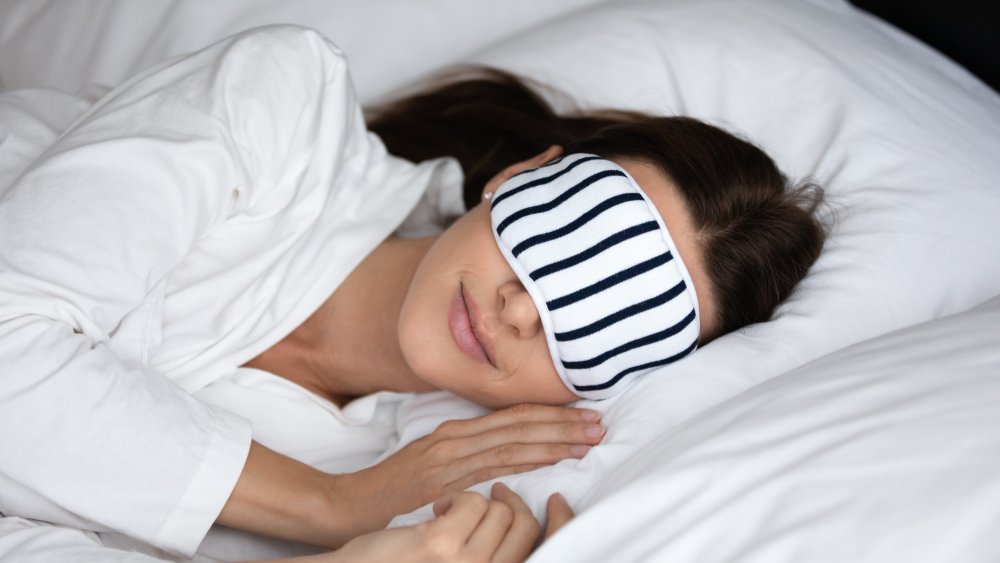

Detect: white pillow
0,0,603,101
531,294,1000,562
390,0,1000,532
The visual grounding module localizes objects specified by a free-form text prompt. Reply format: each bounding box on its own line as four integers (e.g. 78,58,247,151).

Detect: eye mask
489,153,701,400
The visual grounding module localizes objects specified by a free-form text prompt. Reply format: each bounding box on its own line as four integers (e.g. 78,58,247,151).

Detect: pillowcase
0,0,603,100
531,294,1000,562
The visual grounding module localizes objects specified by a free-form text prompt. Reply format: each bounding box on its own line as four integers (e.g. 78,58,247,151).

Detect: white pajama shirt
0,26,460,560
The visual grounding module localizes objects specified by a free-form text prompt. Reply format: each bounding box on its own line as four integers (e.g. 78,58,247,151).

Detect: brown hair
367,68,825,340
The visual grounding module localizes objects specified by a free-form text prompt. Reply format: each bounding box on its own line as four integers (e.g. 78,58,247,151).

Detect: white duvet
1,0,999,562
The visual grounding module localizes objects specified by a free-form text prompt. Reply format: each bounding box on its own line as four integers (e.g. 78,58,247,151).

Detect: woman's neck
243,235,438,405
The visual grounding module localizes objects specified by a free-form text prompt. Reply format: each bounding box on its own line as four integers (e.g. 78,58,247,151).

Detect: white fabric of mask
490,153,701,399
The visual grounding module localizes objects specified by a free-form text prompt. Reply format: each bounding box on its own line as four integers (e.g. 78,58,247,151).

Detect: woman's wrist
217,442,363,549
319,466,388,545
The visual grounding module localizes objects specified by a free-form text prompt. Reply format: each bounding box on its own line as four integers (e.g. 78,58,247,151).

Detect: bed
1,0,998,561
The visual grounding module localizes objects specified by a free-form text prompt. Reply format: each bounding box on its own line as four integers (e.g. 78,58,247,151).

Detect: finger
436,439,597,500
432,494,453,517
440,463,546,495
432,491,491,541
431,419,604,489
449,442,592,486
434,404,600,439
430,421,604,477
544,493,575,540
463,420,607,453
490,483,542,563
465,491,515,557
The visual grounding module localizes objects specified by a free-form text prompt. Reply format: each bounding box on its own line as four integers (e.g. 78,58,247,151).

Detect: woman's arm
0,24,601,557
218,404,600,548
0,26,375,557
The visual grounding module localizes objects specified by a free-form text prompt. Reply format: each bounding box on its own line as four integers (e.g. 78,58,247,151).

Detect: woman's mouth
449,283,496,367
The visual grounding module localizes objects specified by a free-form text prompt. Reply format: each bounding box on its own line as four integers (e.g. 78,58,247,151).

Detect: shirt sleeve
0,25,364,557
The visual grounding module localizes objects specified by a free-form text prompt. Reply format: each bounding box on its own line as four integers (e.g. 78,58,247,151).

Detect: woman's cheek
398,288,445,387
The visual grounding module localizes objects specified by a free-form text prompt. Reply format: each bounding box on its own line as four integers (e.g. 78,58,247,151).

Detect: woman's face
398,149,714,408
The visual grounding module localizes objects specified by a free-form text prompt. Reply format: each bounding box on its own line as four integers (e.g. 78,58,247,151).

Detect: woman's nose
497,280,542,339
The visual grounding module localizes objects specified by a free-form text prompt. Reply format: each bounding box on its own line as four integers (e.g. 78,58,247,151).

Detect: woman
0,25,823,562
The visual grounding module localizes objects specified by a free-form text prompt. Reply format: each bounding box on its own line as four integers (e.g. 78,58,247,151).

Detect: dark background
848,0,998,93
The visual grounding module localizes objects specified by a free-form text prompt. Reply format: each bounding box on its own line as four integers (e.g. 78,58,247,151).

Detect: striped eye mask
489,153,701,400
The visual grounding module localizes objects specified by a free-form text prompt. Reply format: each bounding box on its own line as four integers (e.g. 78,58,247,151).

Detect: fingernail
580,409,601,422
585,425,604,438
570,445,591,458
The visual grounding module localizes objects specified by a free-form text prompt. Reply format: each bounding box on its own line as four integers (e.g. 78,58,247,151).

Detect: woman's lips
449,283,496,367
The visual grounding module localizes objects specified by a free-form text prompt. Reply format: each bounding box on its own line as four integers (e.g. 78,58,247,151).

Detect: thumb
543,493,575,540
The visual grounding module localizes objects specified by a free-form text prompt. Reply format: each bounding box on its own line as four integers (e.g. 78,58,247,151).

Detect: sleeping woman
0,25,824,562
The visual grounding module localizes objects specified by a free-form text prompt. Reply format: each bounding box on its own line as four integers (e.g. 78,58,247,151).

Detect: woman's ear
481,145,564,199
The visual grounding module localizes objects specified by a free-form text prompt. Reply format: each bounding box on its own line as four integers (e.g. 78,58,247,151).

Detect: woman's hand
333,404,602,539
313,483,575,563
217,405,595,550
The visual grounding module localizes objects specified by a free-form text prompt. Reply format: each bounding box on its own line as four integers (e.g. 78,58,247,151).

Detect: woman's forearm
218,404,601,549
217,442,365,549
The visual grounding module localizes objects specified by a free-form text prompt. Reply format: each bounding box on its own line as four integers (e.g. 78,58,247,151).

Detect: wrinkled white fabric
531,294,1000,563
0,25,460,558
3,0,1000,560
0,517,171,563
